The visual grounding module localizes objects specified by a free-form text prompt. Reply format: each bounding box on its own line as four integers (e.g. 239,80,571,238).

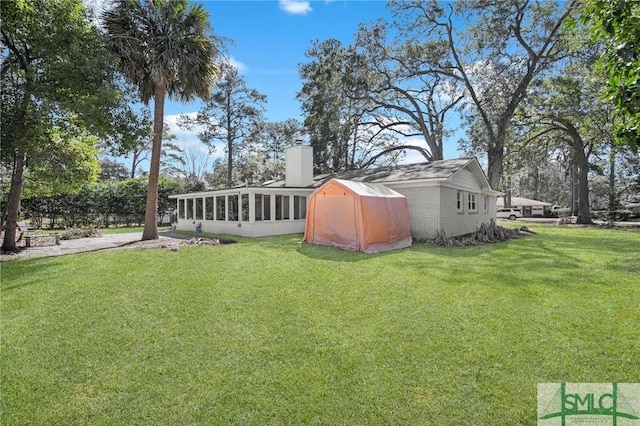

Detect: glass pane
275,195,283,220
216,196,226,221
294,196,300,219
178,199,185,219
242,194,249,221
205,197,214,220
255,194,262,221
283,196,290,220
228,195,238,221
186,198,194,219
263,195,271,220
300,196,306,219
195,198,203,220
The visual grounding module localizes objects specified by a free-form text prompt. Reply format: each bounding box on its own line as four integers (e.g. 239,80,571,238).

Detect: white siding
451,169,482,190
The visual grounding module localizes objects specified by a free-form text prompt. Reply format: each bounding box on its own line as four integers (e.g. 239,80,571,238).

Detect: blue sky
165,0,391,120
159,0,463,167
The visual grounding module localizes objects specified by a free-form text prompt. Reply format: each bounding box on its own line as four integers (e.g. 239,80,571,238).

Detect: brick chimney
285,140,313,187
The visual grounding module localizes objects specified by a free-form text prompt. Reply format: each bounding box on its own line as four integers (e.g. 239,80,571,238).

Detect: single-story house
170,144,501,239
327,158,501,239
304,178,413,253
497,196,552,217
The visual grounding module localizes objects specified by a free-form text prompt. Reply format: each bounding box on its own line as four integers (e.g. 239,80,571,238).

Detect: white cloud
163,113,224,162
227,57,247,73
279,0,312,15
395,136,431,165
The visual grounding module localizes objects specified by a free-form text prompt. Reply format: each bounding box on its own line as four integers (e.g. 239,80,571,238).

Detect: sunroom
170,187,313,238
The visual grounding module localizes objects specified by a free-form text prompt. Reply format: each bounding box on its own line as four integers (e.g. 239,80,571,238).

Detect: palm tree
103,0,219,240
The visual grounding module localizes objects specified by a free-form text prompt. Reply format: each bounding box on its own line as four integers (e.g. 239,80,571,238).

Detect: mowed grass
1,225,638,425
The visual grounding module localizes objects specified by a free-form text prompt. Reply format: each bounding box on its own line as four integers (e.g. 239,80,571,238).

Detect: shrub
60,227,101,240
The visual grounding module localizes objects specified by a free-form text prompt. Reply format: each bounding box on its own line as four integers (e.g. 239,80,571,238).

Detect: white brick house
329,158,500,239
171,144,500,240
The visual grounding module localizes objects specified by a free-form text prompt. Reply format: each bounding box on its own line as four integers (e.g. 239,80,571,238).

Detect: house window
283,196,290,220
294,195,307,219
195,198,203,220
255,194,262,221
456,191,463,213
275,195,291,220
186,198,194,219
205,197,214,220
178,199,185,219
483,196,488,213
254,194,271,221
228,195,238,221
216,196,226,221
263,195,271,220
241,194,249,221
468,193,477,212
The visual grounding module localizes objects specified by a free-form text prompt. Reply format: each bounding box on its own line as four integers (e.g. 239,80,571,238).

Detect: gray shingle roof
252,158,481,188
320,158,475,186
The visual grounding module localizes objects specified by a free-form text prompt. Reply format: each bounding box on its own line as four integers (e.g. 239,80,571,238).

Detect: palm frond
102,0,219,103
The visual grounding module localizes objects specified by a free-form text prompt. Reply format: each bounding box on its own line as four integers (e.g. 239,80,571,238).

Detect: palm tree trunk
142,83,166,240
2,149,27,252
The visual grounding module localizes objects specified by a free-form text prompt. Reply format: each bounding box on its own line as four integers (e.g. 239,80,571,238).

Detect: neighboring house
497,197,552,217
170,144,500,239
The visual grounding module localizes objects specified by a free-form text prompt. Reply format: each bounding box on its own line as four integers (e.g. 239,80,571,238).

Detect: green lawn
1,225,638,425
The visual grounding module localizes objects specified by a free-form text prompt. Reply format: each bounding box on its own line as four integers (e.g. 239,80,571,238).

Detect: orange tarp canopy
304,179,412,253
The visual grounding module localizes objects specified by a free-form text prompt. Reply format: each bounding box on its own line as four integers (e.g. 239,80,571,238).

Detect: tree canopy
579,0,640,152
178,62,266,188
1,0,122,251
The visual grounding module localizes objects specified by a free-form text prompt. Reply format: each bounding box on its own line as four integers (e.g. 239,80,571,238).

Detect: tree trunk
142,84,165,240
573,144,593,224
2,149,27,252
608,144,617,222
130,151,139,179
487,142,504,190
226,133,232,188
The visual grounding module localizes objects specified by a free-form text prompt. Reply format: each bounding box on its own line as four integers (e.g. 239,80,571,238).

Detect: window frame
468,193,477,213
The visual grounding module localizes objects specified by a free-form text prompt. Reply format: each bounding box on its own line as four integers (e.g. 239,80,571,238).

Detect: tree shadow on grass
0,257,65,292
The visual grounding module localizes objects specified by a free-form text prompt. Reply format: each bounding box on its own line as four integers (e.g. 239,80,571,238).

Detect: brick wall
388,185,441,239
390,183,499,240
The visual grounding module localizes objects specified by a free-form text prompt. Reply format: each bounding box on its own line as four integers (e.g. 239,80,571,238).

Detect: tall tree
298,38,405,173
389,0,576,190
353,20,464,162
256,119,304,180
517,39,614,224
1,0,120,252
99,159,130,181
103,0,220,240
178,61,266,188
